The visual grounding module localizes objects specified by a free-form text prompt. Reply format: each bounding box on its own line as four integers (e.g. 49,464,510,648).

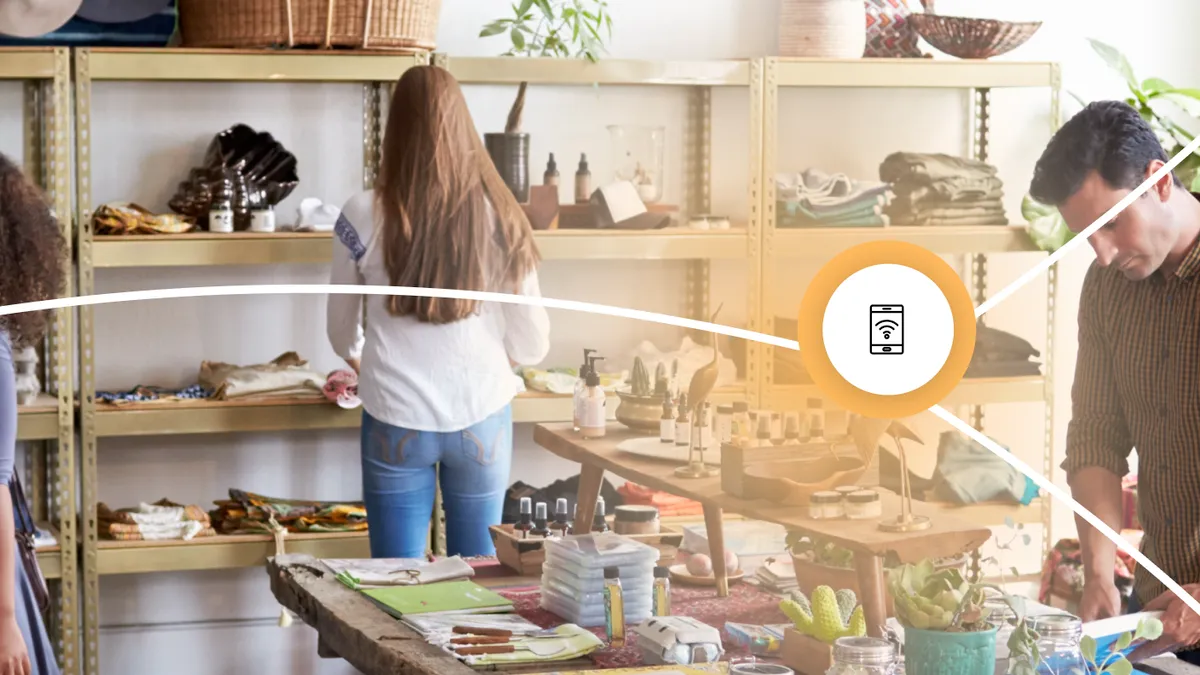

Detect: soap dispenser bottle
573,348,597,432
580,356,607,439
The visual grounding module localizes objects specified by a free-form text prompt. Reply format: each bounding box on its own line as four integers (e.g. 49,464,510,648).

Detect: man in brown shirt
1030,100,1200,662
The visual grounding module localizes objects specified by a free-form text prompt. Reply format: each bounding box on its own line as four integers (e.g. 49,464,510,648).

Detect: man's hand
1078,579,1122,623
1127,584,1200,663
0,616,30,675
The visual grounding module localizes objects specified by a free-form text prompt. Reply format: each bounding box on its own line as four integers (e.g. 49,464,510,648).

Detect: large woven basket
909,14,1041,59
178,0,443,51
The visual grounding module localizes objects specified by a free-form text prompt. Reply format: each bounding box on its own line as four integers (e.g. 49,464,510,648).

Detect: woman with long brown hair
326,65,550,559
0,151,66,674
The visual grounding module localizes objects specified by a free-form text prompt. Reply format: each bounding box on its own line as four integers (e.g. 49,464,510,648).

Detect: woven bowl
909,14,1041,59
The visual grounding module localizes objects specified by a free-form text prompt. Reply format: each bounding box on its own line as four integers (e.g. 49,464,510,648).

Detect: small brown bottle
592,497,609,533
514,497,533,539
544,153,559,186
575,153,591,203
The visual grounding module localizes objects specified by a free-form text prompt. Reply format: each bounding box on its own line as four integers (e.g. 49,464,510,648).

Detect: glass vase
607,124,665,204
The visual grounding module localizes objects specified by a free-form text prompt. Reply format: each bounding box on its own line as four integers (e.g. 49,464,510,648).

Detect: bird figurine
686,303,724,420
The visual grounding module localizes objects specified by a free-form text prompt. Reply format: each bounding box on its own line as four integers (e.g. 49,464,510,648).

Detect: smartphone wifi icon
870,305,904,355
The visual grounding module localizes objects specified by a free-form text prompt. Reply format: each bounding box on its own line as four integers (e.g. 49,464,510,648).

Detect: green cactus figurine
781,586,866,645
630,356,651,396
654,362,668,396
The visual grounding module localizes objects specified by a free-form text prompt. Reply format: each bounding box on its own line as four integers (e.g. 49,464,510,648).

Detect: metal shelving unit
72,48,763,675
2,47,77,675
755,56,1062,574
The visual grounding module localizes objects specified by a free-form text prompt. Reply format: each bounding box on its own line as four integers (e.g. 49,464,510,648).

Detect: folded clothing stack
98,499,217,541
967,322,1041,378
879,152,1009,227
210,489,368,534
775,168,892,228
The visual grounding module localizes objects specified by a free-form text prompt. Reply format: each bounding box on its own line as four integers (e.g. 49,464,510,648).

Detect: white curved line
975,132,1200,317
929,404,1200,619
0,284,802,350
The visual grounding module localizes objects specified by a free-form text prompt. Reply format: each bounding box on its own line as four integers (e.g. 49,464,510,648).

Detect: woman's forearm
0,486,17,617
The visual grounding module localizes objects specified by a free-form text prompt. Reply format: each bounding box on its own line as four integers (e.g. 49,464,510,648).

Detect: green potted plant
777,585,868,675
887,559,1022,675
1025,37,1200,253
479,0,613,203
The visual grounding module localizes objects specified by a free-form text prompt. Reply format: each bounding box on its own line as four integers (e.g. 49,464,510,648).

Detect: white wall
2,1,1197,672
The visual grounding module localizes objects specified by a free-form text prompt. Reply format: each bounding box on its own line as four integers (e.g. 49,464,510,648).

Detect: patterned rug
496,581,790,669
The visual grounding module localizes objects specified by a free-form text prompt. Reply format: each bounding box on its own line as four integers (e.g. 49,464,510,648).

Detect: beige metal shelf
766,376,1046,410
443,56,751,86
82,48,424,82
772,225,1039,258
773,57,1057,89
17,394,61,441
0,48,61,80
96,531,369,575
35,523,61,580
918,496,1046,527
90,227,753,267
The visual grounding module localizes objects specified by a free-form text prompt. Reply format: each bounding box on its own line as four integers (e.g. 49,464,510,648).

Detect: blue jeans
360,405,512,559
1128,591,1200,665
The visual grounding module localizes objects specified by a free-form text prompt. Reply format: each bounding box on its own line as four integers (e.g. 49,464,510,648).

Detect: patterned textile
98,498,217,541
96,384,211,405
1037,539,1136,607
497,582,789,669
211,489,367,534
1063,221,1200,609
618,483,704,518
864,0,925,58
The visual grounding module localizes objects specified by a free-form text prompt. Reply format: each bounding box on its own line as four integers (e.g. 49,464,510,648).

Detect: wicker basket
178,0,443,51
909,14,1041,60
778,0,866,59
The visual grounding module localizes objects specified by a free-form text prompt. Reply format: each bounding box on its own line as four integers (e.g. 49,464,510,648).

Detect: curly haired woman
0,151,66,675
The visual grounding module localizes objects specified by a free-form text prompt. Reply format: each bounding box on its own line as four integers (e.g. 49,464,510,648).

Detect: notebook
361,579,513,618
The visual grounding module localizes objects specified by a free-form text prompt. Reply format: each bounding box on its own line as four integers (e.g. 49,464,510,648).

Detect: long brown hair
0,152,66,348
375,65,540,324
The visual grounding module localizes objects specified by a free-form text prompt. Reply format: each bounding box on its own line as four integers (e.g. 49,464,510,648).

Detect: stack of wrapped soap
539,532,660,628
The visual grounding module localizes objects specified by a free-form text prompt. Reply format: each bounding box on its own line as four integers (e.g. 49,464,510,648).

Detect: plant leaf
1107,657,1133,675
479,20,509,37
1004,516,1015,529
1135,617,1164,641
1164,87,1200,100
510,26,526,51
517,0,534,15
1143,77,1174,94
1116,631,1133,650
1081,635,1097,663
533,0,553,18
1088,38,1140,91
1022,533,1032,545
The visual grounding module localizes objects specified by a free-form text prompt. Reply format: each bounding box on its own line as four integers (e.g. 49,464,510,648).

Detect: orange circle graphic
796,241,977,419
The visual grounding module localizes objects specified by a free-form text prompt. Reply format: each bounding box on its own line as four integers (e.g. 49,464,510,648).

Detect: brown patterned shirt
1064,231,1200,606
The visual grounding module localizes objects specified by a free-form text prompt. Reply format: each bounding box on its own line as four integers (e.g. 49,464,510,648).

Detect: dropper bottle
531,502,550,538
552,498,570,537
514,497,533,539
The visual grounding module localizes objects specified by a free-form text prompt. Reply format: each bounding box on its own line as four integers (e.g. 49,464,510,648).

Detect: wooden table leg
702,504,729,598
573,463,606,534
854,553,888,638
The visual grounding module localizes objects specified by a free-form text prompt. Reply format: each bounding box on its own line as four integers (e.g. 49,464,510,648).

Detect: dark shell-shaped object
169,123,300,227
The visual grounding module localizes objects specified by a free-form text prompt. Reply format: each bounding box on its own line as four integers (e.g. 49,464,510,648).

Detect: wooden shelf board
35,522,62,580
773,58,1057,89
83,48,424,82
17,394,62,441
767,376,1046,409
91,227,752,267
772,225,1041,257
96,531,369,575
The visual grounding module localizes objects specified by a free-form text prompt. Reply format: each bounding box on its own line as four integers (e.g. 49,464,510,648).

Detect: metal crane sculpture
675,303,724,479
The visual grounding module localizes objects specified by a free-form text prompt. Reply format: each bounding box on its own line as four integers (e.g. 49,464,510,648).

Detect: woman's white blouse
326,190,551,432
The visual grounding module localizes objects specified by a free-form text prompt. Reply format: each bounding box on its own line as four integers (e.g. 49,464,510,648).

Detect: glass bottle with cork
603,567,625,647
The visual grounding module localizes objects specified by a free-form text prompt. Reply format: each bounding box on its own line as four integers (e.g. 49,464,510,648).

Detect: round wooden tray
668,564,745,587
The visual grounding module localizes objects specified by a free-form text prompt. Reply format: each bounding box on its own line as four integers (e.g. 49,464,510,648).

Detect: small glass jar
835,486,860,498
1030,614,1085,674
845,490,882,520
828,636,898,675
809,491,844,519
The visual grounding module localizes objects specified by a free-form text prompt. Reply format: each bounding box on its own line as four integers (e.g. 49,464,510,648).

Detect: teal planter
904,625,998,675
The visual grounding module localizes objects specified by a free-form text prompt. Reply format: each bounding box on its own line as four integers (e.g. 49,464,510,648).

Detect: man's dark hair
1029,99,1181,206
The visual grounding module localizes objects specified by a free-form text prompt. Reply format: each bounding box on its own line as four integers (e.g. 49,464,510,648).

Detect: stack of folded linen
966,322,1042,378
775,168,892,228
879,152,1009,226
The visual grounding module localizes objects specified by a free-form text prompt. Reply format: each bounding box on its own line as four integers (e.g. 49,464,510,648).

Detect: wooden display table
533,423,993,638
